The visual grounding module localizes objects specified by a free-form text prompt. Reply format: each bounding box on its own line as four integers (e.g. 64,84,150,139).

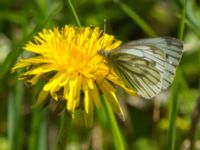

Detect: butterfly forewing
120,37,183,89
99,37,183,99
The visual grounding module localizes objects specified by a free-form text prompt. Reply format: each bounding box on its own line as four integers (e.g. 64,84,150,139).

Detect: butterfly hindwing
108,45,165,99
114,55,162,99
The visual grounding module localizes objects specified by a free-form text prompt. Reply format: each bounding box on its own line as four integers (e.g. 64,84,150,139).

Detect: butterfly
98,37,183,99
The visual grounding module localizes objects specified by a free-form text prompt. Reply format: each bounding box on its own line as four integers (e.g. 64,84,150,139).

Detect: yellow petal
67,80,76,112
84,89,94,127
11,61,30,72
43,72,65,91
87,78,94,90
67,75,82,111
64,83,69,100
84,89,89,113
91,82,102,108
20,64,54,76
107,74,137,96
32,89,49,108
28,74,41,85
20,56,53,64
59,73,70,86
98,78,116,92
74,76,82,107
100,81,124,119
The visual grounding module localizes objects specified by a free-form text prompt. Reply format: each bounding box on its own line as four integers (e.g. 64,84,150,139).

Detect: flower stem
102,95,125,150
56,111,70,150
67,0,82,27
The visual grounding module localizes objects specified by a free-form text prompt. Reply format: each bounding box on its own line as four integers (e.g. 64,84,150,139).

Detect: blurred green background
0,0,200,150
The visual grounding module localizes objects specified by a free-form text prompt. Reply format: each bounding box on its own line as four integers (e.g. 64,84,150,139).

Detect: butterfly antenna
91,19,110,85
104,18,107,33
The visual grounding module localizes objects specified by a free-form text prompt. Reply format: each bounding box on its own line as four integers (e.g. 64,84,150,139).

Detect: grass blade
168,0,186,149
8,80,24,150
113,0,156,37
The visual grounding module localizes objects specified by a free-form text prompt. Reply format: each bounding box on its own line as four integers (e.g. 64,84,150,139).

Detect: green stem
167,71,179,150
113,0,156,37
56,111,70,150
102,96,125,150
178,0,187,40
8,80,24,150
57,1,81,148
168,1,186,149
67,0,82,27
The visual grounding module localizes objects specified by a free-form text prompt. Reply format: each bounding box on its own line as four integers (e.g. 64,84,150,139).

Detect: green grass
168,0,187,149
0,0,200,149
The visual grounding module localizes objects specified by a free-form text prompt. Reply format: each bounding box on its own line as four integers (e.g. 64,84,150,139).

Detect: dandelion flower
12,25,136,126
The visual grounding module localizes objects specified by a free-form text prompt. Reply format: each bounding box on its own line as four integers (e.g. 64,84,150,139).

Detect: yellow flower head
12,25,136,126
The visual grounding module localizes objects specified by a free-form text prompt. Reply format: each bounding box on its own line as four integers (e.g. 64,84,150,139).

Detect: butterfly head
98,49,110,58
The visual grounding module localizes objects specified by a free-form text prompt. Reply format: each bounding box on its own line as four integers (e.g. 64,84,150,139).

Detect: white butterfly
98,37,183,99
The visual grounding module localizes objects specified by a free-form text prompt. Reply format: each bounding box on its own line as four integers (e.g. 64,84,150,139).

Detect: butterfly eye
98,49,108,57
